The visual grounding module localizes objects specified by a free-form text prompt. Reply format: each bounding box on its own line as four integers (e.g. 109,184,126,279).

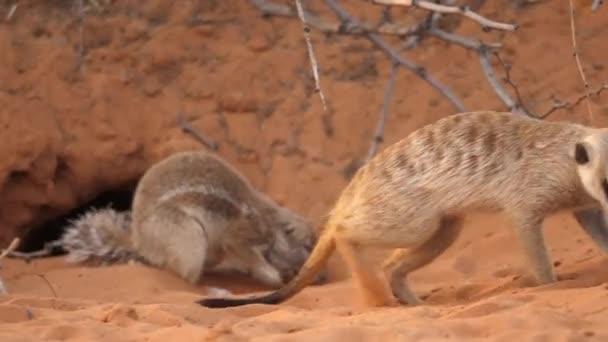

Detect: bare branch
373,0,518,31
429,28,501,50
5,2,17,21
324,0,466,112
478,46,527,116
592,0,603,11
493,52,531,115
176,112,219,151
5,240,64,263
35,274,58,307
367,62,399,162
250,0,427,37
250,0,339,32
293,0,329,116
76,0,85,69
250,0,292,16
568,0,594,122
539,82,608,119
0,238,19,261
0,238,20,295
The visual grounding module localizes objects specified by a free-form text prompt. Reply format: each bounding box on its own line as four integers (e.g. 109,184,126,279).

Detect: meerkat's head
262,207,327,285
574,130,608,210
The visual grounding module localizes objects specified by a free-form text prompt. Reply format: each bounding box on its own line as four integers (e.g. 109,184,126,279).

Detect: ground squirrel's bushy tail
60,207,143,265
196,223,337,308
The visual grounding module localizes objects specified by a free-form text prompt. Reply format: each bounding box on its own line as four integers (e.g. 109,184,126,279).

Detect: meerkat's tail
59,207,142,265
196,223,337,308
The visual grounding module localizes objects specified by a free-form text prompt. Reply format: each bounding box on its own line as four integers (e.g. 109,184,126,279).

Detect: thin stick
293,0,329,115
324,0,466,112
366,62,399,161
76,0,85,69
539,82,608,119
0,238,20,261
250,0,426,37
568,0,594,123
5,240,64,262
429,28,501,50
176,112,219,151
478,46,526,116
0,238,20,295
372,0,518,31
493,52,531,115
5,2,18,21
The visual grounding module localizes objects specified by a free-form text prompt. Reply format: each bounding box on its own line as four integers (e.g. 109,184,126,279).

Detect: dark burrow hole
17,185,137,254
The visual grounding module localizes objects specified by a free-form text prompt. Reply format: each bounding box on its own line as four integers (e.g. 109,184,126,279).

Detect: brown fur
197,111,608,308
48,150,322,288
128,150,323,287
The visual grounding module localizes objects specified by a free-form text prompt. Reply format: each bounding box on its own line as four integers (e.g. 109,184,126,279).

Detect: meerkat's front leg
511,213,557,284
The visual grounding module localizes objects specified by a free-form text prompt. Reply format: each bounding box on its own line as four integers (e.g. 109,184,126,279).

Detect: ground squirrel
15,150,324,288
197,110,608,308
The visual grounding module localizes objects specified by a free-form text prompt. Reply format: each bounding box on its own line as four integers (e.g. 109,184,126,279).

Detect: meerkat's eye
602,178,608,199
284,226,295,235
574,142,589,165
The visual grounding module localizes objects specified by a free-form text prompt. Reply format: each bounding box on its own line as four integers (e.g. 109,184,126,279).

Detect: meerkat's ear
574,141,593,165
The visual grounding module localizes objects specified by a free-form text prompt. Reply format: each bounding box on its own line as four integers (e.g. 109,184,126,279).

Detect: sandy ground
2,213,608,341
1,1,608,341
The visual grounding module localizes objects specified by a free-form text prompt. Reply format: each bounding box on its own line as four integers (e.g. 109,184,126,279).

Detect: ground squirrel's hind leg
383,215,463,305
335,237,394,307
134,206,208,284
510,212,556,284
573,207,608,253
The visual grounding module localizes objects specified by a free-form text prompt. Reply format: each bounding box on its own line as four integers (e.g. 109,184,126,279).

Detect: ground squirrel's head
263,207,327,285
574,130,608,216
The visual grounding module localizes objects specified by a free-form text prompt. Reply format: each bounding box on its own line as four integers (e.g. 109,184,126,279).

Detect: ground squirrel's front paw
252,265,285,288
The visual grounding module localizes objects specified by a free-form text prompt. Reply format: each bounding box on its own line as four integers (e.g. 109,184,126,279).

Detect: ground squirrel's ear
574,141,591,165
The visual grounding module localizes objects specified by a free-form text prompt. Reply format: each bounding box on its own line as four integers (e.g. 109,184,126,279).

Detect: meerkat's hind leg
573,207,608,253
135,207,208,284
335,237,394,307
510,212,556,284
382,215,464,305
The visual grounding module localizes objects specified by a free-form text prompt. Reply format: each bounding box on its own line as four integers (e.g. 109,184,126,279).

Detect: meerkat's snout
574,138,608,207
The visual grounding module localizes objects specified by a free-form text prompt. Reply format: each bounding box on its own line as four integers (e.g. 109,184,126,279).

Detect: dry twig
429,27,501,50
5,2,18,21
76,0,85,68
293,0,330,117
6,240,63,262
493,52,531,115
372,0,518,31
249,0,424,36
0,238,20,295
538,82,608,118
366,62,399,161
478,46,527,116
324,0,465,112
176,112,219,151
568,0,594,122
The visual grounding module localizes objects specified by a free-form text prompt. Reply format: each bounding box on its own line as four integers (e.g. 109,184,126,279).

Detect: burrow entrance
17,185,137,254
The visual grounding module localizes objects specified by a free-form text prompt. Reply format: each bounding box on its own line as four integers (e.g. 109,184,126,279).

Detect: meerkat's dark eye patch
574,142,589,165
602,178,608,200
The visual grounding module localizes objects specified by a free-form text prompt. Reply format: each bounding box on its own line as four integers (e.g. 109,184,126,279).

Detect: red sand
1,1,608,341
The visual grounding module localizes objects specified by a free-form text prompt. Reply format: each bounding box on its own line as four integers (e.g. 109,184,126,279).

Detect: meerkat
196,110,608,308
17,150,324,288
